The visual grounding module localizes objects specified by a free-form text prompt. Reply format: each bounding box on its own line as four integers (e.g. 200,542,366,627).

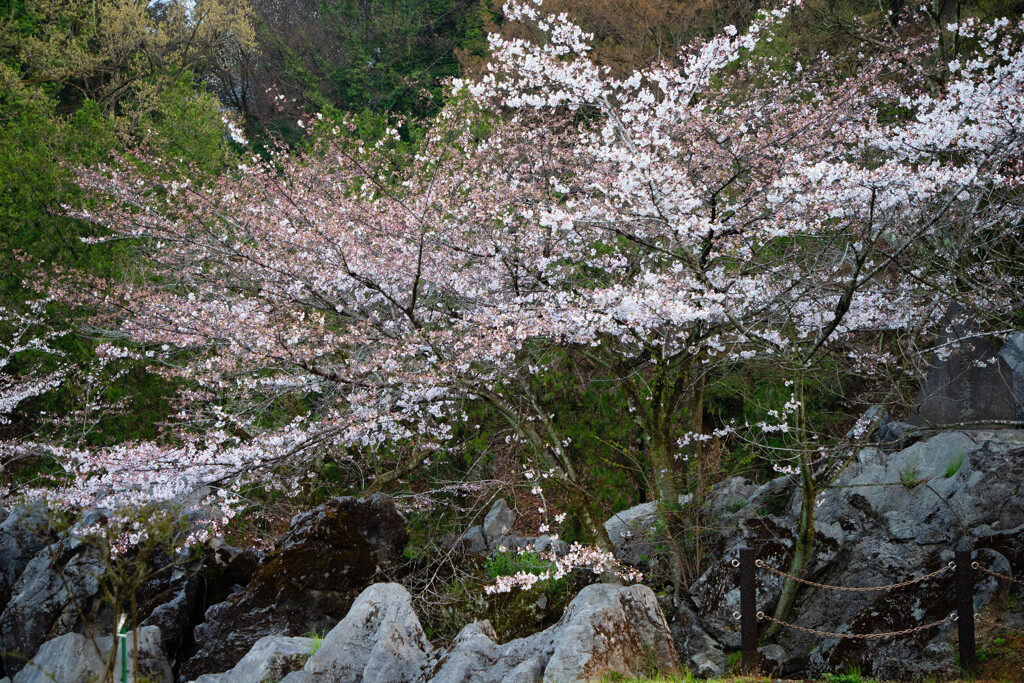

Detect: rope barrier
757,611,958,639
976,615,1024,636
755,559,955,592
972,562,1024,587
740,551,1019,675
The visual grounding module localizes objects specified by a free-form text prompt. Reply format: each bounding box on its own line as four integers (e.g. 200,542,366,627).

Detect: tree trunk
766,379,815,637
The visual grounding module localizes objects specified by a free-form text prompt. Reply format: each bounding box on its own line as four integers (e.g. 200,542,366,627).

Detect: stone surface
0,536,106,677
757,644,789,677
281,583,430,683
141,579,201,666
215,581,681,683
531,535,568,558
846,404,890,440
603,495,693,566
668,600,727,678
180,494,408,681
191,635,314,683
872,420,919,451
686,429,1024,679
458,526,488,554
428,582,679,683
482,500,515,547
427,621,500,683
12,625,171,683
0,503,50,613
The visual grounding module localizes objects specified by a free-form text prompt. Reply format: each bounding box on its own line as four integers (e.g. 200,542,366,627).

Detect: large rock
0,504,51,612
687,429,1024,679
191,635,314,683
482,500,515,547
180,494,408,681
428,582,680,682
603,494,696,566
140,578,202,666
12,625,171,683
281,583,430,683
0,536,107,677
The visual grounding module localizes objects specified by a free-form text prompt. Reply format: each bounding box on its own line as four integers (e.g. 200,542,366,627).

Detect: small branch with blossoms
485,542,643,594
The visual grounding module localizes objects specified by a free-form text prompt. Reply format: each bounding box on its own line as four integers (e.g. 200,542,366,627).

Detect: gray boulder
263,581,678,683
458,526,488,554
191,635,314,683
428,582,679,682
482,500,516,547
603,495,693,566
281,583,430,683
12,625,170,683
669,600,727,678
425,621,499,683
846,404,890,440
140,579,199,664
531,536,568,558
872,421,919,451
757,644,789,677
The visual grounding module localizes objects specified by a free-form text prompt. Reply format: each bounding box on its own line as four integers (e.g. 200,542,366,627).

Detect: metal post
740,547,757,675
955,549,977,679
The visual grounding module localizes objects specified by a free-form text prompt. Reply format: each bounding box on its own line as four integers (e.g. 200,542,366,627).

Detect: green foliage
302,628,327,655
945,454,964,478
822,664,868,683
704,360,849,478
484,550,562,587
900,463,923,489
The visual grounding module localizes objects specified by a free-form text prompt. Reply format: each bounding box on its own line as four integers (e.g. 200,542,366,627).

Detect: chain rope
755,559,955,592
757,612,957,640
975,615,1024,635
972,562,1024,587
746,558,1023,642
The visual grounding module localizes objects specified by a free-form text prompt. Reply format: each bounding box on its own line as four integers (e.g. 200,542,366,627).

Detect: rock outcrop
688,429,1024,679
0,503,50,614
180,494,409,681
280,583,431,683
0,535,107,677
270,581,678,683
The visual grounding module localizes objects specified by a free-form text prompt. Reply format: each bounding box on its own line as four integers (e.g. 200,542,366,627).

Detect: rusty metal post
740,547,757,674
955,549,977,678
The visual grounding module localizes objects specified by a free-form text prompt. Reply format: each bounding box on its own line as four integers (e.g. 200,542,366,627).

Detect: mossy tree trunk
620,346,709,603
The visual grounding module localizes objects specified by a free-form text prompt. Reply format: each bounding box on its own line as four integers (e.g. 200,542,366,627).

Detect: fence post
739,547,757,674
955,549,977,678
